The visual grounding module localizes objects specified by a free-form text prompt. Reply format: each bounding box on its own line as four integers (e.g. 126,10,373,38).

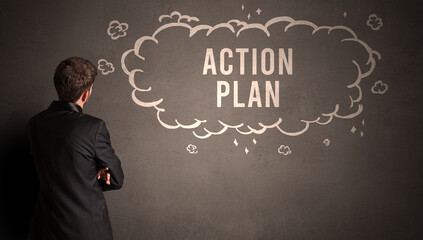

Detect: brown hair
54,57,97,102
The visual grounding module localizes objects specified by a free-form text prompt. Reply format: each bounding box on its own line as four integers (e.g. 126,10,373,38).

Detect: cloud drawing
366,14,383,31
107,20,129,40
121,11,381,139
98,59,115,75
371,80,388,94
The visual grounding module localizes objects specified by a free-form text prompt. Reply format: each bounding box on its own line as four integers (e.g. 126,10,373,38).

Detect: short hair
54,57,97,102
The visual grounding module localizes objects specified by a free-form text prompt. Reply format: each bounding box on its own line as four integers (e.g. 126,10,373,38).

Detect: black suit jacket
27,101,124,240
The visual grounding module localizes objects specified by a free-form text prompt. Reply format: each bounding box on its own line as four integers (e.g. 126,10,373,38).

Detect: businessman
27,57,124,240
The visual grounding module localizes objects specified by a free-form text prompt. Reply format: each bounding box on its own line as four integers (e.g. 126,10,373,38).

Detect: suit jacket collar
48,100,83,113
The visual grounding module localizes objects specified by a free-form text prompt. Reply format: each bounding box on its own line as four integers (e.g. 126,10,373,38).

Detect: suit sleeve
95,120,124,191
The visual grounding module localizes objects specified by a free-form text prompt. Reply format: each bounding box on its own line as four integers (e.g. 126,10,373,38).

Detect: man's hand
97,167,110,185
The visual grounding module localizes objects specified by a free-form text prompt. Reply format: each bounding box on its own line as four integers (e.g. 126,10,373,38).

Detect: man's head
54,57,97,104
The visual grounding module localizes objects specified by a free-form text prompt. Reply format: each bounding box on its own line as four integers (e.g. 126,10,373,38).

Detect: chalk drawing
256,8,262,15
121,11,381,139
107,20,129,40
350,120,365,137
366,14,383,31
186,144,198,154
234,139,238,146
241,4,244,11
323,139,330,146
278,145,292,155
371,80,388,94
245,147,249,154
344,11,347,18
253,138,257,145
97,59,115,75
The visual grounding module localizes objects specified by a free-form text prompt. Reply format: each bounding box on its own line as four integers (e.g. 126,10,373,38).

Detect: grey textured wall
1,0,422,239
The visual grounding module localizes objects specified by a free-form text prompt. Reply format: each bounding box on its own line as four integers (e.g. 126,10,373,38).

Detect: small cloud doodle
97,59,115,75
107,20,129,40
186,144,198,154
323,139,331,146
278,145,292,156
371,80,388,94
366,14,383,31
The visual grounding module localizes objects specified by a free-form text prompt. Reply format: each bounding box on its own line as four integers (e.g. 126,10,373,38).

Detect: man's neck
75,100,84,109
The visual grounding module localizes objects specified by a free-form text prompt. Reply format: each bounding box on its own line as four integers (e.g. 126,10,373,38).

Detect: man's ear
81,89,90,102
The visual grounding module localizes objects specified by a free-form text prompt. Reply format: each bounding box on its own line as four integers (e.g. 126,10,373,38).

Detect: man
27,57,124,240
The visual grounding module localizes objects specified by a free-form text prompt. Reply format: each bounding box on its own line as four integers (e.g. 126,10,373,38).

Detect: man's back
27,101,124,240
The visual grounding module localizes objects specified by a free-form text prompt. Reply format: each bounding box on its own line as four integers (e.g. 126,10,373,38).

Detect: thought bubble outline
121,11,381,139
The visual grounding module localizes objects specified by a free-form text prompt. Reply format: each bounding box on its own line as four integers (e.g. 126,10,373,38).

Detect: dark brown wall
0,0,422,239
